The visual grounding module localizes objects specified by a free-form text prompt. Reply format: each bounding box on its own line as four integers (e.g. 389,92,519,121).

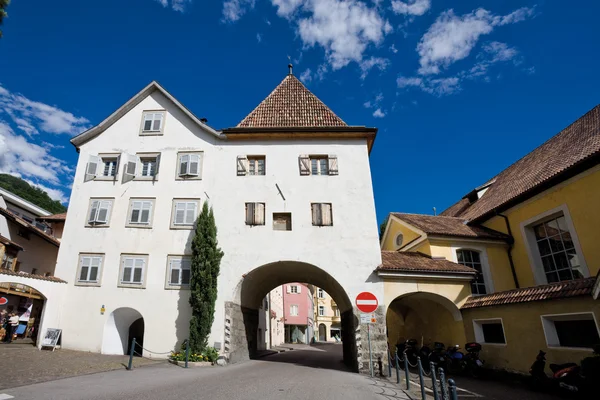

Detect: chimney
200,118,208,124
288,63,293,75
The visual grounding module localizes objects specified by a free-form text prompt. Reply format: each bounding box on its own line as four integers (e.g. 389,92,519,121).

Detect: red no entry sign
356,292,378,313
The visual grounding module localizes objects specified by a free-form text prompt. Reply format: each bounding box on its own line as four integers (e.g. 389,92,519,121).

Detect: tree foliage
379,219,388,241
188,202,224,353
0,174,67,214
0,0,10,38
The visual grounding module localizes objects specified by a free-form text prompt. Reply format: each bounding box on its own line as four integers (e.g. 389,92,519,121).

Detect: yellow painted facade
381,217,423,251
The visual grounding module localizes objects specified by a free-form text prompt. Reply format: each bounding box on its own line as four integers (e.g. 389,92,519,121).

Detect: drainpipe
268,291,272,349
497,213,520,289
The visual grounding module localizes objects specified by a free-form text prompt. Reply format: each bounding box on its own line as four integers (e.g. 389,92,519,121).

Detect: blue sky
1,0,599,224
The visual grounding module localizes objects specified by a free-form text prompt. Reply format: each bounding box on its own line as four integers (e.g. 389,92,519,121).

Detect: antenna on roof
287,55,293,75
433,207,437,216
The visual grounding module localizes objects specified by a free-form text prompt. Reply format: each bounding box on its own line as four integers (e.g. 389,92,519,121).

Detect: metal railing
126,337,186,370
387,349,459,400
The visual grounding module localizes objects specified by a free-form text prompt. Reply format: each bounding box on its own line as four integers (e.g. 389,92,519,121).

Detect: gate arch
101,307,144,355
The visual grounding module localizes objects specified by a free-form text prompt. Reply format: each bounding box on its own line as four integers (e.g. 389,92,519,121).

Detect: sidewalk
0,343,161,390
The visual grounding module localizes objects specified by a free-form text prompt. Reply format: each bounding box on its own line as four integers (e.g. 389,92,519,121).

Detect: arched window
395,233,404,248
456,249,487,295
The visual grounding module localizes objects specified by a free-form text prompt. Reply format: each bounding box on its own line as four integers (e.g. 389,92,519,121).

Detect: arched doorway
228,260,358,371
318,323,327,342
386,292,465,352
0,282,46,344
101,307,144,355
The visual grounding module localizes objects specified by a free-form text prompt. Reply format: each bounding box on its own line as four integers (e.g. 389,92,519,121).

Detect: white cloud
483,41,518,63
372,108,386,118
397,76,423,88
359,56,390,79
300,68,313,83
364,92,383,109
416,7,534,75
25,180,68,204
222,0,256,22
0,84,90,137
391,0,431,16
155,0,193,12
257,33,263,42
389,44,398,54
396,75,460,96
271,0,304,17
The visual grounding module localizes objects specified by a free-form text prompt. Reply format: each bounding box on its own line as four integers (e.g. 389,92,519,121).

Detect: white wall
53,89,383,356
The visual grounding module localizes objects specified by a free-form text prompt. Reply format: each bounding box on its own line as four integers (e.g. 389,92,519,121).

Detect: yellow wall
383,278,472,309
483,166,600,288
382,217,423,251
463,297,600,373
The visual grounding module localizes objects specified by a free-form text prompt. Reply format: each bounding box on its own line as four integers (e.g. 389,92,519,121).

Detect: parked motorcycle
398,338,419,367
444,344,465,374
463,342,484,377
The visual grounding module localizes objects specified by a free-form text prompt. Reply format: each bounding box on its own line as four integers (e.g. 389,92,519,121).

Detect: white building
51,68,384,371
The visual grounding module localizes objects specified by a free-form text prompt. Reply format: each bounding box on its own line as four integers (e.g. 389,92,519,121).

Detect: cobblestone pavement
0,342,161,390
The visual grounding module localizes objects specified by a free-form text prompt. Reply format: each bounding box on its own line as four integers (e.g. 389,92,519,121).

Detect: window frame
317,288,324,298
118,254,148,289
456,249,488,295
170,199,200,229
272,212,292,231
247,155,266,176
140,110,166,135
318,306,325,316
165,255,192,290
245,202,266,226
451,245,494,295
311,203,333,227
298,154,338,176
176,151,204,180
126,198,156,228
75,253,104,287
521,205,590,285
473,318,507,346
541,312,600,350
92,153,121,181
394,233,404,249
85,198,114,228
135,152,161,181
290,305,299,316
290,285,298,294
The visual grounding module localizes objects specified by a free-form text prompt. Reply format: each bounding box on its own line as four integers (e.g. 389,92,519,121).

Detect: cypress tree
188,202,224,353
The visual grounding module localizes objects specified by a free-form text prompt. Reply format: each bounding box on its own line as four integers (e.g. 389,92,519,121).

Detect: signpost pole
367,323,373,377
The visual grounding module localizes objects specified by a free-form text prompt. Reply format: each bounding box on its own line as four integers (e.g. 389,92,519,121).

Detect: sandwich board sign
41,328,62,351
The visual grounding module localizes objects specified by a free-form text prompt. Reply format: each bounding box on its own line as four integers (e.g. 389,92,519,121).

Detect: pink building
282,283,314,343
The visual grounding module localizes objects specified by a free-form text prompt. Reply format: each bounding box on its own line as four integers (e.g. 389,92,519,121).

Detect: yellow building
313,288,342,342
380,104,600,373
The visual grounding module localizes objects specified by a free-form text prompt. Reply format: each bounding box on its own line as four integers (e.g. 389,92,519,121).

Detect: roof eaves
0,208,60,247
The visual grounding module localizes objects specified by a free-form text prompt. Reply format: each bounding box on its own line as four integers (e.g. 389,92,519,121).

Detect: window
76,254,103,286
395,233,404,248
141,111,165,134
237,156,266,176
273,213,291,231
533,216,584,283
334,307,340,317
119,255,148,288
245,203,265,226
127,199,155,227
318,289,324,298
177,152,203,179
290,285,298,294
86,199,113,227
298,155,338,176
22,215,34,224
85,154,121,181
121,153,161,182
171,200,199,228
311,203,333,226
473,319,506,344
1,253,15,270
542,313,600,348
457,249,487,295
318,306,325,316
290,305,299,316
166,256,191,288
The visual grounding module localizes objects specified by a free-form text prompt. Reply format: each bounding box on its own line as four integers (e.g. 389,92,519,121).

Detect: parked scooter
463,342,485,377
529,350,580,395
444,344,466,374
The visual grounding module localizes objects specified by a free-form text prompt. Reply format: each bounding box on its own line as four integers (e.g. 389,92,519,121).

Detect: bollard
395,350,401,384
378,356,383,376
439,368,449,400
404,352,410,390
127,337,136,371
430,362,440,400
388,350,392,377
185,340,190,369
448,379,458,400
417,357,427,400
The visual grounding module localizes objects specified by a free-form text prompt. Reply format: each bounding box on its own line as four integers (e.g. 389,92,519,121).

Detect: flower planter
175,360,212,367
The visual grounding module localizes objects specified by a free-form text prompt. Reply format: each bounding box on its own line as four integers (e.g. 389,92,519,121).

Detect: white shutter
140,201,152,224
237,156,248,176
174,202,186,224
113,154,121,181
322,204,332,226
299,155,310,175
96,201,111,223
311,204,319,226
123,154,140,183
256,203,265,225
179,155,189,177
185,202,197,224
189,155,200,176
297,285,302,294
245,203,254,225
88,200,99,224
154,154,161,178
85,155,101,182
286,285,291,294
169,258,181,285
328,155,339,175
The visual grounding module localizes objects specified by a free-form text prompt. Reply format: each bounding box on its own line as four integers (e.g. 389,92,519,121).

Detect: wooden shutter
97,201,111,223
328,155,338,175
123,154,139,183
88,200,99,224
174,202,186,224
140,201,152,224
85,155,101,182
189,155,200,176
297,285,302,294
237,156,248,176
179,154,189,177
311,204,319,226
245,203,255,225
299,155,310,175
256,203,265,225
286,285,291,294
322,204,332,226
185,202,197,224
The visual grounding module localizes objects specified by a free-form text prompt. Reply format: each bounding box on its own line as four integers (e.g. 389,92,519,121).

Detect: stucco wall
7,222,58,276
381,218,422,251
53,90,383,358
283,283,312,325
462,297,600,373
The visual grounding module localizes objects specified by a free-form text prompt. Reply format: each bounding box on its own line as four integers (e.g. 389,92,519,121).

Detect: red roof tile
461,277,596,309
391,213,509,241
0,208,60,247
0,235,24,251
37,212,67,222
378,251,477,274
0,268,67,284
236,74,347,128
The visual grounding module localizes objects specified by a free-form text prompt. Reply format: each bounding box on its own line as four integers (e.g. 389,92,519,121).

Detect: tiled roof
391,213,509,241
439,198,471,218
447,104,600,221
378,251,477,274
0,235,24,251
0,268,67,284
0,208,60,247
461,277,596,309
37,212,67,222
236,74,348,128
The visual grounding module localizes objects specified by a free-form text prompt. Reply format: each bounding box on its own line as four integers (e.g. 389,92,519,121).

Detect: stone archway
0,281,47,344
101,307,144,355
226,260,359,370
386,292,466,352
